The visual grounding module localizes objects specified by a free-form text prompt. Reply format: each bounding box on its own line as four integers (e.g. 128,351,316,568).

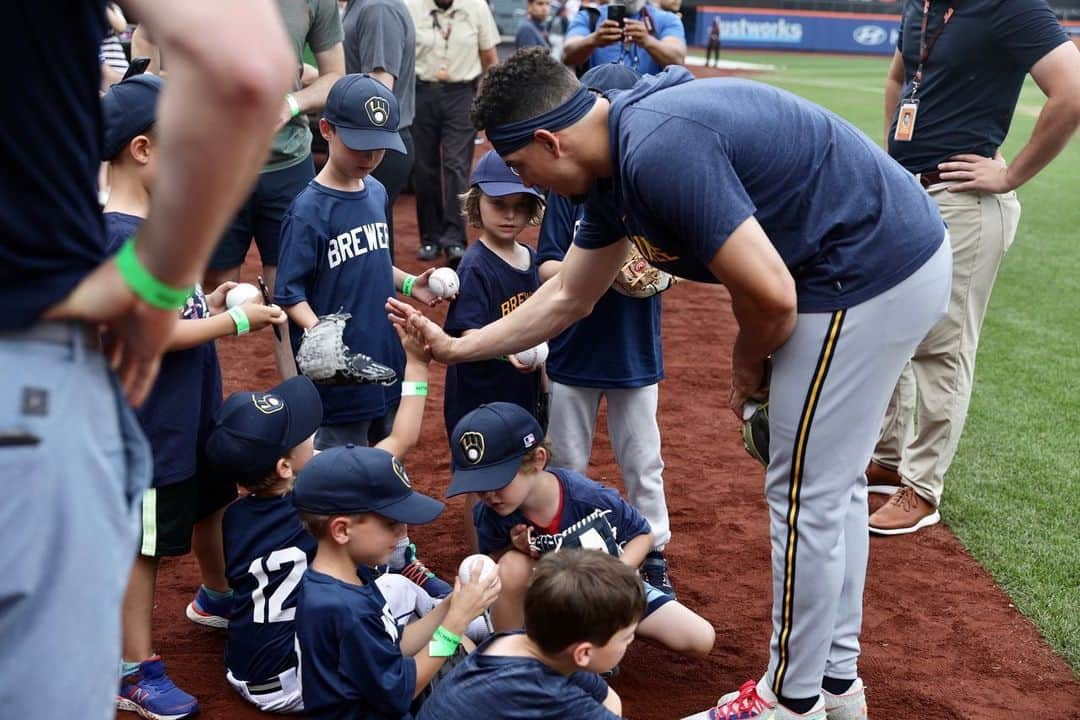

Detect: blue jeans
0,322,151,720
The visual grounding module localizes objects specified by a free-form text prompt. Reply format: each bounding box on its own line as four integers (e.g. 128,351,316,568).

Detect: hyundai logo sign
853,25,888,46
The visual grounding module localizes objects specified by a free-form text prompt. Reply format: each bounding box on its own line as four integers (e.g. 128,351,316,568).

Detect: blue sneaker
397,543,453,598
185,585,230,628
641,550,676,597
117,656,198,720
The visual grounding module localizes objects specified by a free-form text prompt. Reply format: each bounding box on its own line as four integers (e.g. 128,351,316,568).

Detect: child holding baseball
448,402,716,658
275,73,451,596
418,551,636,720
101,74,286,720
292,445,501,719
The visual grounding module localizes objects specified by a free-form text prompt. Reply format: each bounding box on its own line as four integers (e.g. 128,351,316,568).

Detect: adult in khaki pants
872,0,1080,535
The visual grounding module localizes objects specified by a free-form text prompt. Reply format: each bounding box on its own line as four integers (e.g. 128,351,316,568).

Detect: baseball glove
296,313,397,386
528,509,622,557
741,401,769,466
611,245,677,299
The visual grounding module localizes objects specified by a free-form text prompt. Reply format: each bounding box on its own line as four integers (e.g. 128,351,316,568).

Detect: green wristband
428,625,461,658
227,306,250,335
401,275,416,297
115,237,192,310
285,93,301,118
400,381,428,397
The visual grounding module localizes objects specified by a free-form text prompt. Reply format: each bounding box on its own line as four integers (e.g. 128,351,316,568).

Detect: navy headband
487,86,596,157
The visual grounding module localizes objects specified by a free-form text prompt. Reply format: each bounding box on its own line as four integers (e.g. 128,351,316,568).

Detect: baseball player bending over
388,48,952,720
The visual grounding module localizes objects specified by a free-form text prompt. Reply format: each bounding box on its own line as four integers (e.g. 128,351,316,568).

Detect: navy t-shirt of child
276,179,405,426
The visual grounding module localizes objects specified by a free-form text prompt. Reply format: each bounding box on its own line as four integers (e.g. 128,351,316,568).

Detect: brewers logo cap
323,73,406,154
293,446,444,524
447,402,544,497
469,150,544,199
205,376,323,486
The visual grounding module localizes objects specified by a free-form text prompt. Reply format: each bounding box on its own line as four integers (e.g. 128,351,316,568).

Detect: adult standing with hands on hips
407,0,500,264
0,2,293,719
561,0,686,75
868,0,1080,535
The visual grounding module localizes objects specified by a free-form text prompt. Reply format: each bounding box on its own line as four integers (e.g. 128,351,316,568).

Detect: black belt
918,170,944,188
417,78,477,89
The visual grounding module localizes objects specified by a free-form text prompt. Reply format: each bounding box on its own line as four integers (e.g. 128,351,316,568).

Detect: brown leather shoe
866,460,903,495
869,486,940,535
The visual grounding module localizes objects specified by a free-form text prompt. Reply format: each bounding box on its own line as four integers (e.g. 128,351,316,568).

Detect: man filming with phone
562,0,685,75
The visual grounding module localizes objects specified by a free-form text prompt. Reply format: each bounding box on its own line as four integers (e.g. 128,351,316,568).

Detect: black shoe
417,242,440,261
641,550,675,597
444,244,466,268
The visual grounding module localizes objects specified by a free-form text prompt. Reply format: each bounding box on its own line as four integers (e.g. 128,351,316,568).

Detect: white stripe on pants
546,382,670,547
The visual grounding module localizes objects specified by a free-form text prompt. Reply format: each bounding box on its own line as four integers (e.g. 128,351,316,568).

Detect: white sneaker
822,678,868,720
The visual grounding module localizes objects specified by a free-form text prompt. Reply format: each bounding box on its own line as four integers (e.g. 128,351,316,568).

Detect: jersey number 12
249,546,308,624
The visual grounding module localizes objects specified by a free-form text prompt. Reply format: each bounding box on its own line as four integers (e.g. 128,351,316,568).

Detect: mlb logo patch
523,433,535,448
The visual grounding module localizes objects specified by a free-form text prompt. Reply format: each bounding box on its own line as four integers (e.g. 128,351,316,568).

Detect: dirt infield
136,189,1080,720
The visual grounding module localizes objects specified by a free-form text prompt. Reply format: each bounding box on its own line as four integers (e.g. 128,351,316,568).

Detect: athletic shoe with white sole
868,486,940,535
185,584,231,628
117,656,198,720
681,678,826,720
823,677,868,720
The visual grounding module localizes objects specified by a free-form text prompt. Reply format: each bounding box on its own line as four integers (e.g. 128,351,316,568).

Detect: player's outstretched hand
43,258,176,406
204,281,239,316
386,297,457,363
939,153,1013,194
394,322,432,365
446,561,501,627
408,268,444,308
243,302,287,333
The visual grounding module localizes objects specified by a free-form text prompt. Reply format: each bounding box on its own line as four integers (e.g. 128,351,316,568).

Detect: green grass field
691,50,1080,674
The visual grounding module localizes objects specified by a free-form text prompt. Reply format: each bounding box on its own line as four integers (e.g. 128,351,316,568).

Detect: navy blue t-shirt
537,193,663,389
888,0,1068,172
105,212,222,487
3,1,107,331
416,632,618,720
296,565,416,720
474,468,651,555
575,69,946,313
515,18,549,50
224,492,317,682
443,242,542,436
276,179,405,425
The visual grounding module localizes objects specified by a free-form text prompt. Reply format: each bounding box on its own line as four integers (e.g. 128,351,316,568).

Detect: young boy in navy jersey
536,63,676,596
101,74,287,720
206,329,460,713
293,446,502,720
448,402,715,658
276,73,450,596
418,551,638,720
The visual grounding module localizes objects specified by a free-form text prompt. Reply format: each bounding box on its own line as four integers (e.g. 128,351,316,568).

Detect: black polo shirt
888,0,1068,173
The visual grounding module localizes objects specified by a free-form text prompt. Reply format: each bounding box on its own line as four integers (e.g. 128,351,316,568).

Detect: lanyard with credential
909,0,955,99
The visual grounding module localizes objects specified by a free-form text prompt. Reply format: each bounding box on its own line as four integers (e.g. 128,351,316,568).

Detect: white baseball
514,341,549,369
427,267,460,299
457,553,498,584
225,283,261,309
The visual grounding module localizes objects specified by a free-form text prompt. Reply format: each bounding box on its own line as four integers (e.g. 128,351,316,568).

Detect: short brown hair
518,439,551,472
524,550,645,654
297,511,332,539
459,187,545,229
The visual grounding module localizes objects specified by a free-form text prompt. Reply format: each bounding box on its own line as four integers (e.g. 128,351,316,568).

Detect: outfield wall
695,6,1080,56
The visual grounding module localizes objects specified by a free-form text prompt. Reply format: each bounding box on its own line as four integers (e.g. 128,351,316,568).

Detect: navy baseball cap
447,402,544,497
323,74,406,154
101,73,164,161
470,150,544,198
293,446,445,524
579,63,641,92
205,376,323,486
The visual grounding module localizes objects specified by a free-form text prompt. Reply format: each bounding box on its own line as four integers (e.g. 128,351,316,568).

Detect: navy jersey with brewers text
223,492,316,682
417,632,618,720
296,565,416,720
105,212,222,487
443,242,542,435
574,69,946,313
276,179,405,425
473,468,650,555
537,193,663,389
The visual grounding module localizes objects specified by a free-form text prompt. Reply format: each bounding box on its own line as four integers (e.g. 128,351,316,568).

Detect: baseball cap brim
476,180,544,199
337,126,407,154
376,491,446,524
447,453,522,497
